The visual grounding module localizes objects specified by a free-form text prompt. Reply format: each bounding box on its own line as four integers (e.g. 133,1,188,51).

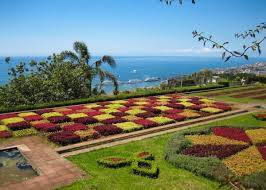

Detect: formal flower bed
0,94,232,145
165,126,266,189
253,112,266,121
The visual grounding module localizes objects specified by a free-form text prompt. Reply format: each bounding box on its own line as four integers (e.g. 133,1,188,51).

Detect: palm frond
60,51,79,63
101,55,116,68
73,41,91,62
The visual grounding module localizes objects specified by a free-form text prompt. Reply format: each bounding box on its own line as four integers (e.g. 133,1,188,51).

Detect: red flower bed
23,115,43,122
0,113,18,120
134,119,157,128
136,112,156,118
98,102,110,106
93,125,123,136
102,117,127,124
48,131,81,145
182,144,248,159
118,107,130,112
189,100,204,105
142,107,161,114
91,106,106,111
123,102,136,107
111,112,128,117
188,105,203,111
67,105,86,111
35,108,53,115
63,123,88,132
164,109,183,114
73,116,98,124
258,146,266,160
87,110,102,117
212,127,251,143
166,103,185,109
0,131,12,138
33,122,61,132
163,114,186,121
7,121,31,131
60,110,77,115
212,104,231,111
48,116,71,124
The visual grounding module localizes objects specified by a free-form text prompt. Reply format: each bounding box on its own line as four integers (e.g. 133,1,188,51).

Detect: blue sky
0,0,266,57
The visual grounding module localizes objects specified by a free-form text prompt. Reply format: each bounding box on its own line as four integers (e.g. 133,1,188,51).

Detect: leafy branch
161,0,195,5
192,22,266,62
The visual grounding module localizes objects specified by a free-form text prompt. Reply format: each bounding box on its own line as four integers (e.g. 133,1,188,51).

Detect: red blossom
73,116,98,124
212,127,251,143
258,146,266,160
33,122,61,132
35,109,53,115
0,131,12,138
136,112,156,118
48,116,71,124
164,109,183,114
102,117,127,124
23,115,43,122
7,121,31,131
93,125,123,136
63,123,88,132
48,131,81,145
134,119,158,128
163,114,186,121
0,113,18,120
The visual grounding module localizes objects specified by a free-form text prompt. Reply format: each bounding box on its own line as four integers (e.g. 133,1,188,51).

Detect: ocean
0,56,266,92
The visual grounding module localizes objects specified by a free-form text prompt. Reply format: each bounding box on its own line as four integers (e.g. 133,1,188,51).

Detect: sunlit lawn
60,113,265,190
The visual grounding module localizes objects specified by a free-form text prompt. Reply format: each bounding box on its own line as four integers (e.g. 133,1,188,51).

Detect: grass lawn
193,85,266,104
60,113,265,190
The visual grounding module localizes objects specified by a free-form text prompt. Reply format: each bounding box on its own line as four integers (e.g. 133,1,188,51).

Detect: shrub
212,127,251,143
201,107,224,114
0,131,12,138
132,159,159,179
74,129,100,140
73,116,98,124
135,112,155,118
48,131,81,145
114,122,142,132
42,112,63,118
23,115,43,122
48,116,71,124
1,117,25,125
147,116,175,125
93,125,123,136
13,128,38,137
102,117,127,125
63,123,88,132
97,157,132,168
7,121,31,131
134,119,158,128
134,151,154,160
239,171,266,190
163,114,186,121
33,122,61,132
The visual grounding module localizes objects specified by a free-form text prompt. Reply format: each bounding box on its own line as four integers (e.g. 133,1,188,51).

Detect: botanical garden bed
0,94,232,146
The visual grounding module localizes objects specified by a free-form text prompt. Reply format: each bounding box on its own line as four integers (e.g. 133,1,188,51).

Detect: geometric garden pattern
0,94,232,146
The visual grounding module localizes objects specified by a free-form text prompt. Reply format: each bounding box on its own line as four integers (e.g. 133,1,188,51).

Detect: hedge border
0,84,225,114
132,159,159,179
97,157,132,168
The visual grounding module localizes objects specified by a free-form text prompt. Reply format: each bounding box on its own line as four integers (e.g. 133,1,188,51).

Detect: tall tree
60,41,118,95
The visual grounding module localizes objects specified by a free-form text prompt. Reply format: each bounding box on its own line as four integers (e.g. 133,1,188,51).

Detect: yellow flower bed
1,117,25,125
18,112,37,117
42,112,63,118
200,98,215,103
84,104,101,109
87,123,103,128
122,115,141,121
30,120,48,125
125,109,146,115
101,108,119,114
179,102,195,107
106,104,125,109
157,99,170,103
134,101,149,106
185,135,248,145
67,113,88,119
180,110,200,118
0,125,8,131
53,107,72,112
246,128,266,145
154,106,172,111
93,114,115,121
223,146,266,176
148,116,174,125
115,122,142,132
178,98,190,102
158,95,170,99
201,107,223,114
74,129,97,140
110,100,127,104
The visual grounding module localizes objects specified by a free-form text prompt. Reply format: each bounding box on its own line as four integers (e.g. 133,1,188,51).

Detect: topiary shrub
97,157,132,168
132,159,159,179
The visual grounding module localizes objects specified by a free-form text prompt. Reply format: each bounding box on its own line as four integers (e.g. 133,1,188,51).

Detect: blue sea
0,56,266,92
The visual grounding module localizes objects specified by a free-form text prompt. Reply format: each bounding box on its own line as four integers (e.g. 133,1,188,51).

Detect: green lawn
60,113,265,190
193,85,266,104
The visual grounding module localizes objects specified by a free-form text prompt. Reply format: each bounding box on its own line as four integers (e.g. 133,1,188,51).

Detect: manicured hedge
97,157,132,168
132,159,159,178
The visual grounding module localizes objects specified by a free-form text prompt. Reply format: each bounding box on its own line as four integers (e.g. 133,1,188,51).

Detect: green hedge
97,157,132,168
0,84,225,114
132,159,159,179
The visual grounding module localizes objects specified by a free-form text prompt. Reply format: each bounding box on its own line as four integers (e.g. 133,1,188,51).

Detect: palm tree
59,41,118,95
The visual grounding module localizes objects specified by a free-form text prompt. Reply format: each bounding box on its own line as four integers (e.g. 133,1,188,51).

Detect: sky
0,0,266,57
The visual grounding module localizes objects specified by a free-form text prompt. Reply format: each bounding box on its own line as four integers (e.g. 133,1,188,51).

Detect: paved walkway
0,136,86,190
